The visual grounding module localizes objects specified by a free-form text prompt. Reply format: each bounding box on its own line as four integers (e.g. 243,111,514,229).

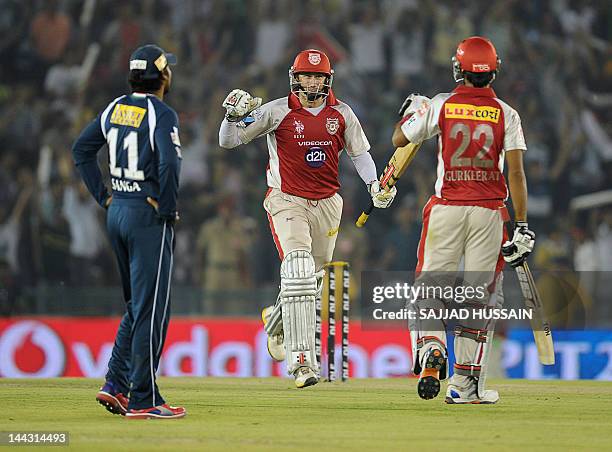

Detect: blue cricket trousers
104,198,174,409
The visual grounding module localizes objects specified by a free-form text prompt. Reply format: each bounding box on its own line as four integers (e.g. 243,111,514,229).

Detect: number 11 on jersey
107,127,144,181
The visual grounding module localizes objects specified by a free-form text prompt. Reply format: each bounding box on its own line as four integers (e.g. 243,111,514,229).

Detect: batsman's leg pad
452,325,488,378
280,250,318,375
315,269,325,299
410,298,448,379
262,301,286,362
476,272,504,398
446,326,490,402
263,294,283,336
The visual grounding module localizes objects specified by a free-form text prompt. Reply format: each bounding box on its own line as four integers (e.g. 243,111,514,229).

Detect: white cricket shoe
261,306,286,362
293,366,319,389
445,379,499,404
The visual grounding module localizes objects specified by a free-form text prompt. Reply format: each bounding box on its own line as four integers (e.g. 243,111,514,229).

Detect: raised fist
222,89,262,122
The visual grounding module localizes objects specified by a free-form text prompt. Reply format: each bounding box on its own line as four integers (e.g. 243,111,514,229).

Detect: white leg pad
264,294,283,336
477,272,504,398
280,250,318,374
410,297,448,379
450,272,504,398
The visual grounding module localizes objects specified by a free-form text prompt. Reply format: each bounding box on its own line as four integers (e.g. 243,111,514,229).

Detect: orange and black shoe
96,381,129,415
417,349,446,400
126,403,186,420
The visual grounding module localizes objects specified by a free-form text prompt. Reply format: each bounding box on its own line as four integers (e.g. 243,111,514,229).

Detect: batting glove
369,181,397,209
398,94,431,118
222,89,262,122
501,222,535,267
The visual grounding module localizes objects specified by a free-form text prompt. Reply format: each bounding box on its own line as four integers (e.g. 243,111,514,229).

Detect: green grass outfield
1,378,610,451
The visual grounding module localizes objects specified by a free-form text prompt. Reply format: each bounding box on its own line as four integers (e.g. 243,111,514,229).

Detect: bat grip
355,200,374,228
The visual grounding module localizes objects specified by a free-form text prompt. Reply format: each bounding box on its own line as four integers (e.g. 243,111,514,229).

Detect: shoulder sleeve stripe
147,98,157,152
100,95,125,139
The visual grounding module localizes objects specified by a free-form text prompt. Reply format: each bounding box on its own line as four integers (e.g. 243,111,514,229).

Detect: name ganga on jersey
111,177,142,192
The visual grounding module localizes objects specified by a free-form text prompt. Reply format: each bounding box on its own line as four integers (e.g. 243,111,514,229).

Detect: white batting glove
222,89,262,122
398,94,431,118
501,222,536,267
369,181,397,209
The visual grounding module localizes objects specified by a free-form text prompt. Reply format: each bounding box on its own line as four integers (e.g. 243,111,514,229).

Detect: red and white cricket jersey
236,91,370,200
401,85,527,202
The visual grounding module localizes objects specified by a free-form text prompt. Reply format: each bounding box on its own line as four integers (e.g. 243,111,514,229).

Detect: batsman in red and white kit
392,37,535,403
219,49,396,388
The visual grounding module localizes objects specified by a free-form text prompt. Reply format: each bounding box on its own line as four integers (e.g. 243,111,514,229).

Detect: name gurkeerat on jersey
444,169,501,182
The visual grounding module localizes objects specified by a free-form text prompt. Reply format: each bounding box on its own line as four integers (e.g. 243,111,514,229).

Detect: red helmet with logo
452,36,500,82
289,49,334,100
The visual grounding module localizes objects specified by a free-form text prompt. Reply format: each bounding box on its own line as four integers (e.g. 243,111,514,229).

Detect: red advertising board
0,317,413,378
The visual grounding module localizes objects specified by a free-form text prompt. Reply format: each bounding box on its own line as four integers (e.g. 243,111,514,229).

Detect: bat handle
355,201,374,228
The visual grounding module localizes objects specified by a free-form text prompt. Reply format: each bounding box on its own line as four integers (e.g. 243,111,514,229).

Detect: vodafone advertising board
4,318,610,380
0,318,413,378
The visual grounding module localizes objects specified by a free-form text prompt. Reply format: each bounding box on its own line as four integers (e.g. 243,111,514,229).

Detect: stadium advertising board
0,318,610,380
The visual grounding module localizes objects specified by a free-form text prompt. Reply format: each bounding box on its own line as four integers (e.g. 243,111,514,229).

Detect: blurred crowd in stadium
0,0,610,314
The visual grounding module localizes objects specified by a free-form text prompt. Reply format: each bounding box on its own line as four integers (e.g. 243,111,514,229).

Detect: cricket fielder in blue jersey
72,44,185,419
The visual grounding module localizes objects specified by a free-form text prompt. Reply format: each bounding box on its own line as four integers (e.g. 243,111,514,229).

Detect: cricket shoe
126,404,186,419
417,348,446,400
262,305,286,361
445,379,499,404
294,366,319,388
96,381,129,415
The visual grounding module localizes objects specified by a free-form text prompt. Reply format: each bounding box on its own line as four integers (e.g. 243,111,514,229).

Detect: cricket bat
513,261,555,365
355,142,421,228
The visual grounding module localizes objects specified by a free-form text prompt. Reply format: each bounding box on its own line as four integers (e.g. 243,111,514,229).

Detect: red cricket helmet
289,49,334,100
452,36,501,82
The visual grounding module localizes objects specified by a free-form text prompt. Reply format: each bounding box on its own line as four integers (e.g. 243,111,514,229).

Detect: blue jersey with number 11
72,93,181,219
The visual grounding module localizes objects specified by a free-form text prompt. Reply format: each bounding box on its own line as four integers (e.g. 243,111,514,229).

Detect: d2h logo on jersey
305,146,326,168
326,118,339,135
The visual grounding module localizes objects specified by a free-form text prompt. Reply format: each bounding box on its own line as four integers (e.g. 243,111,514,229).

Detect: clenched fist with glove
222,89,262,122
369,181,397,209
501,222,535,267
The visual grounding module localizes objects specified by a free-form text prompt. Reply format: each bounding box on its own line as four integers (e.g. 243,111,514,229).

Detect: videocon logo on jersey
305,146,326,168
